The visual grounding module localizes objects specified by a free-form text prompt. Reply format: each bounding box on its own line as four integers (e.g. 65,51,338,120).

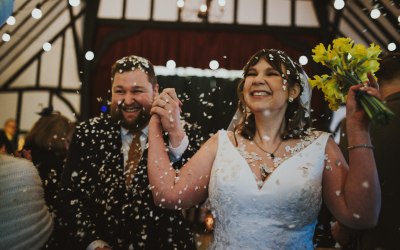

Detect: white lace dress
208,130,330,250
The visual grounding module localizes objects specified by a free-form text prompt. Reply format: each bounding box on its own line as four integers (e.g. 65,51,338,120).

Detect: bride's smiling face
242,59,290,114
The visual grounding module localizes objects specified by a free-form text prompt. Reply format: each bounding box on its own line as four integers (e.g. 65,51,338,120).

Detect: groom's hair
110,55,157,87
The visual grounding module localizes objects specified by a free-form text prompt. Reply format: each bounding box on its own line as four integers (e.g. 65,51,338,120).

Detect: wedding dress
208,130,330,250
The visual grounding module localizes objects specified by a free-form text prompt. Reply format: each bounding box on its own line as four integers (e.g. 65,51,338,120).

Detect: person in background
147,49,381,249
58,55,199,249
16,107,75,249
0,118,18,155
333,52,400,249
0,138,6,154
0,154,53,250
23,106,75,213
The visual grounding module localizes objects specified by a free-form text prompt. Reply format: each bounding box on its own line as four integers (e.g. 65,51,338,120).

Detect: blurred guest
335,52,400,249
0,118,17,155
23,106,75,212
0,141,6,154
22,107,75,249
0,154,53,250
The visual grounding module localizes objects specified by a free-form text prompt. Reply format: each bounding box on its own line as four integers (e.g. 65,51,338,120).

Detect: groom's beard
110,100,150,131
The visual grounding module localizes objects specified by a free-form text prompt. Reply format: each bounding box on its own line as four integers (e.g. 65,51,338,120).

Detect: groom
57,55,199,249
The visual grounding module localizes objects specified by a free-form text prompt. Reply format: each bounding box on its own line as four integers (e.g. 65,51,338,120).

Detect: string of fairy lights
0,0,398,69
333,0,398,51
1,0,81,50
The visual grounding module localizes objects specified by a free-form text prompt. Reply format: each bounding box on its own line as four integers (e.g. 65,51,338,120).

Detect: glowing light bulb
388,43,396,52
6,16,16,25
200,4,207,13
209,60,219,70
166,60,176,69
2,33,11,42
85,51,94,61
370,8,381,19
69,0,80,7
333,0,345,10
299,55,308,65
43,42,52,52
177,0,184,8
218,0,226,7
32,7,42,19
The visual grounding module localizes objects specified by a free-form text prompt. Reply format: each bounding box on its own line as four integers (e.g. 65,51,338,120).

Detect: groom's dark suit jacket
57,114,200,249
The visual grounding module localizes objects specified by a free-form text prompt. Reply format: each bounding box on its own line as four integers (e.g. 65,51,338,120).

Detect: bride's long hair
234,49,312,140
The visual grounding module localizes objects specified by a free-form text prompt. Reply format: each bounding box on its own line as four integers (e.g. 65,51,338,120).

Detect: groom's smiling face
110,69,158,130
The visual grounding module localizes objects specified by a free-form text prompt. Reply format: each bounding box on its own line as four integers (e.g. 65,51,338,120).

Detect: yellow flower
326,49,340,66
309,74,344,111
311,37,394,126
350,44,368,61
367,43,381,58
332,37,353,53
312,43,327,64
310,37,377,110
357,60,380,80
309,74,329,89
322,76,345,110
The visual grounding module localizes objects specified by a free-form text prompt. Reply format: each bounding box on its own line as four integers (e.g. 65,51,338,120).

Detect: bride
148,49,381,249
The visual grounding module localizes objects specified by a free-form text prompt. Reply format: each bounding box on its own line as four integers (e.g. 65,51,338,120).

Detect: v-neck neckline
222,131,322,190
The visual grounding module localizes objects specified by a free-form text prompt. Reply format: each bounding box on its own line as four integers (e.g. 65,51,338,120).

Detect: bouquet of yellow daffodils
309,37,395,126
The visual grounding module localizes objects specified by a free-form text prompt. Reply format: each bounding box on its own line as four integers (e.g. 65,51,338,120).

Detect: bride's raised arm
147,114,217,209
322,80,381,229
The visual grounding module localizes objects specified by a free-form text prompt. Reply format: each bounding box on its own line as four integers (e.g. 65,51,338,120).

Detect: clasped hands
151,88,185,147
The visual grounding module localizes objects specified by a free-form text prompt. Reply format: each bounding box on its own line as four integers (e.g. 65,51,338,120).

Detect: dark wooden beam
81,0,100,120
345,4,386,46
59,34,66,89
262,0,267,26
233,0,238,25
312,0,331,43
291,0,295,27
331,4,344,40
353,0,398,44
97,18,320,35
342,14,375,45
68,4,85,84
376,0,400,33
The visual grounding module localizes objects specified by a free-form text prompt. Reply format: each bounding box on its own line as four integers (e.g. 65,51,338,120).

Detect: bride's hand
149,112,161,127
346,72,381,130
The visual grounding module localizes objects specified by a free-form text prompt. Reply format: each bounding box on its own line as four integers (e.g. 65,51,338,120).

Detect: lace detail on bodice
208,130,330,250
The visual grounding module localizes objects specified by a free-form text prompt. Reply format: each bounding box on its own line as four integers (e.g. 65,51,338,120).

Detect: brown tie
125,131,142,187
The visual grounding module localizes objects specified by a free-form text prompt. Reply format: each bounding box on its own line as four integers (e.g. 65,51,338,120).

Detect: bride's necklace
237,140,283,184
253,138,283,159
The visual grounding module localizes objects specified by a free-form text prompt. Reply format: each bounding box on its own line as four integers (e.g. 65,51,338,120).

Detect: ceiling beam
312,0,331,43
353,0,398,44
81,0,100,119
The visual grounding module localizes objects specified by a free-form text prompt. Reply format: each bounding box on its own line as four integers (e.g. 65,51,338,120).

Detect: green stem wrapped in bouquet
309,37,395,126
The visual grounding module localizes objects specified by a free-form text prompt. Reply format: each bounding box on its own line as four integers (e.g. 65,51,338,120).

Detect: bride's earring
240,102,251,113
245,106,252,113
288,96,294,103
